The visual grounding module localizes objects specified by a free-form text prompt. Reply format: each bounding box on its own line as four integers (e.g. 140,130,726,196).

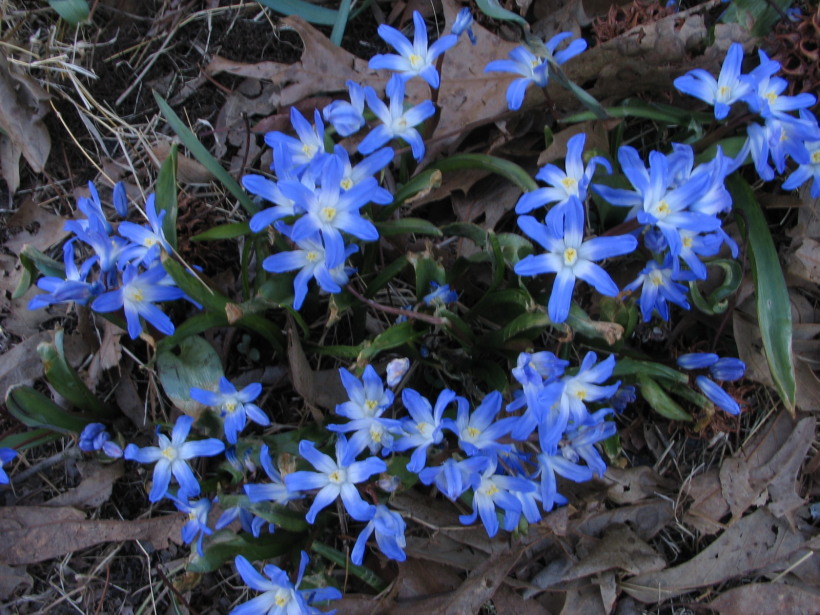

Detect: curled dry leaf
708,582,820,615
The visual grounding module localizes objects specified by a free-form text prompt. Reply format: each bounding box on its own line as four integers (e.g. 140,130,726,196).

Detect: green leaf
48,0,89,24
442,222,488,248
13,245,65,300
188,529,300,573
496,232,534,265
358,321,422,363
330,0,351,45
479,312,550,348
384,169,441,216
561,98,712,125
470,288,534,319
430,154,538,192
311,541,388,592
163,257,228,313
720,0,793,37
218,495,309,532
365,255,409,298
566,304,624,346
376,218,442,237
408,254,446,302
6,385,92,433
613,357,689,385
475,0,528,27
728,175,795,412
157,336,224,414
637,374,693,422
689,258,743,315
154,144,178,249
38,330,115,419
0,428,59,451
191,222,251,241
254,0,338,25
153,92,258,216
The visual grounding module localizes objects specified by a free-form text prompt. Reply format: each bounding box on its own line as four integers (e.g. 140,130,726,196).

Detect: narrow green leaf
154,144,178,249
330,0,351,45
191,222,251,241
475,0,528,27
376,218,442,237
480,312,550,348
188,529,299,573
14,246,65,300
561,98,713,125
408,255,446,302
153,92,258,215
728,175,796,411
638,374,693,422
358,321,422,363
720,0,793,37
689,258,743,315
470,288,534,318
442,222,488,248
255,0,338,25
48,0,89,24
430,154,538,192
566,304,624,346
495,232,533,265
0,428,59,451
311,541,388,592
163,257,228,313
365,255,409,298
440,309,476,347
6,385,92,433
385,169,441,216
613,357,689,385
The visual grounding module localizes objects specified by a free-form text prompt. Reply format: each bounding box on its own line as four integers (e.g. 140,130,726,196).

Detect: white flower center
561,177,577,191
302,143,317,158
340,178,353,190
306,250,320,263
328,468,347,484
162,446,178,461
812,150,820,164
320,207,337,222
649,269,665,287
408,53,424,69
126,287,145,303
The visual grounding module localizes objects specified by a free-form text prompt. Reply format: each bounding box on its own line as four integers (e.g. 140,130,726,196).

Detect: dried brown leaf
0,331,50,399
286,316,347,416
681,468,729,535
621,509,809,603
788,237,820,285
560,580,606,615
576,499,674,541
0,506,184,565
44,460,124,509
604,466,675,505
708,582,820,615
0,563,32,600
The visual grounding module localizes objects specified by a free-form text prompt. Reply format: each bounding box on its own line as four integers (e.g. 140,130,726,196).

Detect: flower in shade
393,388,460,473
369,11,457,88
359,75,436,161
28,240,102,310
385,358,410,387
189,377,270,444
245,444,302,507
444,390,517,459
123,415,225,502
696,375,741,415
173,496,212,556
458,459,535,538
113,181,129,217
624,255,696,322
782,139,820,198
351,504,407,565
323,80,367,137
515,202,637,323
676,353,719,370
484,33,587,111
264,107,330,175
0,448,17,484
284,437,386,523
230,552,342,615
709,357,745,381
451,8,476,44
117,193,172,264
418,456,489,502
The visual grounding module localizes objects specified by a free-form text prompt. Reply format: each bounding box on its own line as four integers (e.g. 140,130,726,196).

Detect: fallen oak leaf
707,582,820,615
0,506,185,565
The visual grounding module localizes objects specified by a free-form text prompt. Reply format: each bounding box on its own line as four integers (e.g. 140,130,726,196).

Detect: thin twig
345,284,447,326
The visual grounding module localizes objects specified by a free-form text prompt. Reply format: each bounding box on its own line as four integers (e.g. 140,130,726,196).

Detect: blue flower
558,352,619,427
746,50,816,119
64,182,113,236
0,448,17,484
123,415,225,502
562,409,616,477
117,193,172,265
536,448,592,512
173,496,212,556
393,388,460,473
696,375,741,415
113,182,128,217
245,444,302,507
458,459,534,538
230,553,341,615
515,202,637,323
92,264,185,340
79,422,111,452
624,255,696,321
385,357,410,387
189,377,270,444
245,144,302,233
676,353,719,370
515,133,612,234
369,11,457,89
333,145,394,205
484,33,587,111
709,357,746,381
284,437,386,523
359,75,436,161
673,42,755,119
28,240,102,310
264,107,330,176
451,8,476,44
323,80,367,137
747,111,820,181
422,281,457,306
351,504,407,565
418,456,489,501
444,390,517,459
782,139,820,198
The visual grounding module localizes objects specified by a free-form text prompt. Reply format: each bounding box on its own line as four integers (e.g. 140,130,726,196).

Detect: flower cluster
28,183,191,340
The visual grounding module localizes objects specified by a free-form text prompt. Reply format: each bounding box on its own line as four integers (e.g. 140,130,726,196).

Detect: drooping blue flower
623,255,696,322
369,11,457,89
263,226,357,311
189,377,270,444
359,75,436,161
64,182,113,236
696,375,741,415
173,496,212,556
92,264,185,340
747,110,820,181
709,357,746,381
514,203,638,323
562,409,616,477
515,133,612,235
323,80,367,137
351,504,407,565
284,437,386,523
117,193,172,265
418,456,489,502
458,459,534,538
608,384,636,412
451,7,476,44
79,422,112,452
245,444,302,506
123,415,225,502
673,42,755,119
393,388,461,473
230,552,341,615
484,33,587,111
0,448,17,484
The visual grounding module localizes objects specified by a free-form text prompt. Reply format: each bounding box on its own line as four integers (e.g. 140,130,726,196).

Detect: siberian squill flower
484,33,587,111
323,80,367,137
385,357,410,387
458,459,535,537
562,409,616,476
113,181,128,217
333,145,394,204
173,496,212,556
0,448,17,484
245,145,303,233
230,553,341,615
265,107,330,176
262,225,358,311
64,182,113,236
123,415,225,502
782,139,820,198
558,352,620,427
536,448,592,512
423,281,457,306
393,388,461,473
745,50,816,119
451,7,476,44
359,75,436,161
444,390,517,459
673,42,755,119
418,456,489,501
117,193,172,264
369,10,457,89
515,133,612,234
245,444,301,506
78,422,122,457
92,264,186,340
624,255,696,322
696,375,741,415
676,353,719,370
284,437,386,523
351,504,407,565
189,377,270,444
515,202,638,323
710,357,746,381
28,240,102,310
